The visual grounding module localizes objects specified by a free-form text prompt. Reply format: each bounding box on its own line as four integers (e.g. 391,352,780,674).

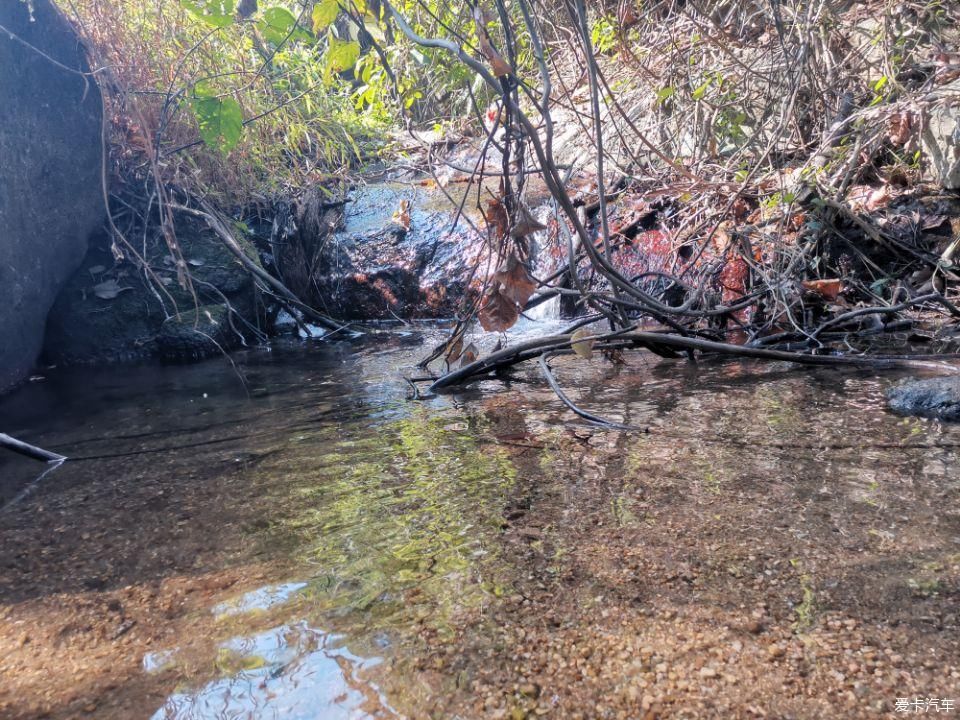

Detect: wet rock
0,0,104,391
307,183,482,319
886,376,960,421
43,215,260,364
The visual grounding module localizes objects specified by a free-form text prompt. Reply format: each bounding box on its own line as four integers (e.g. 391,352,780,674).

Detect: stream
1,321,959,718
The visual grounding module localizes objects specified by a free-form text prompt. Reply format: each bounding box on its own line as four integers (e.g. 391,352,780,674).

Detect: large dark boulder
0,0,103,391
887,376,960,421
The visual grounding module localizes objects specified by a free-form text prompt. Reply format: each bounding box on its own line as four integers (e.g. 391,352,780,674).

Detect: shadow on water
1,323,959,718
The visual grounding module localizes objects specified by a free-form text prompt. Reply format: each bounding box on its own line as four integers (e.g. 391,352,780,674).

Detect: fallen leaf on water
801,279,843,301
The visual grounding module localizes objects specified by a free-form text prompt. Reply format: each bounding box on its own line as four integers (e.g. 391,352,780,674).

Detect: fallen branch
537,353,645,431
429,329,960,392
0,433,66,463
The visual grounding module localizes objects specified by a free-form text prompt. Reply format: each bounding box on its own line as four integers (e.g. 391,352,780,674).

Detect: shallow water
1,324,959,718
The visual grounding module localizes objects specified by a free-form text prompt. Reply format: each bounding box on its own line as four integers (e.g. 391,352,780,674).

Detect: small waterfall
526,292,561,320
525,205,562,321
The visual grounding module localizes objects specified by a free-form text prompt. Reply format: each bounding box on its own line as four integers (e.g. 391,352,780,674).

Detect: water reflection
151,623,388,720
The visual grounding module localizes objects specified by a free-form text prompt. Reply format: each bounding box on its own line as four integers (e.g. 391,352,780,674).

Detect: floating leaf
326,38,361,72
180,0,236,27
192,95,244,154
258,6,312,45
311,0,340,32
570,327,595,359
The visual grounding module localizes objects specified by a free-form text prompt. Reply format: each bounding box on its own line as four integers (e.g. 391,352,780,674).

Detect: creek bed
1,325,958,718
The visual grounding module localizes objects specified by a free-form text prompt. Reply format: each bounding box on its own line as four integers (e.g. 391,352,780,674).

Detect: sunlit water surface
1,321,959,718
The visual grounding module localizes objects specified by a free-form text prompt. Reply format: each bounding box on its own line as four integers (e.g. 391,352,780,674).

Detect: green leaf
655,86,675,105
326,38,360,72
311,0,340,33
691,79,711,101
180,0,236,27
192,95,244,154
258,6,312,45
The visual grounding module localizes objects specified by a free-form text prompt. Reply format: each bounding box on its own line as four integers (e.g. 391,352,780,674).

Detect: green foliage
192,88,244,154
311,0,340,32
258,6,312,45
180,0,236,27
64,0,385,202
326,36,361,73
590,15,617,54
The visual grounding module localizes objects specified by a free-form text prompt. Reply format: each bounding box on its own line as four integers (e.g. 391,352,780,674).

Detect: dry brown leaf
887,111,912,146
473,5,513,77
392,199,411,230
711,221,733,253
865,186,892,212
478,288,519,332
494,254,537,307
511,204,548,239
444,336,464,366
459,342,479,367
617,0,638,29
802,279,843,301
484,198,510,242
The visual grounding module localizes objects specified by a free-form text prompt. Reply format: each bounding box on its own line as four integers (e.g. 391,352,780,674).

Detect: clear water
2,324,959,718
